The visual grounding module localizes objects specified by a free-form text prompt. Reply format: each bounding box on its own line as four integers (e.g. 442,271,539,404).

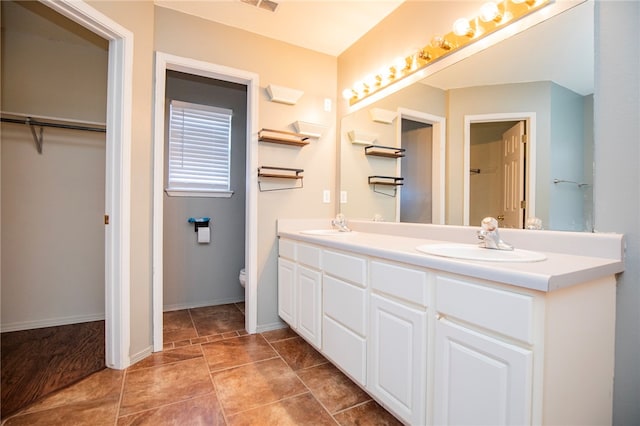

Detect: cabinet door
369,294,427,425
297,265,322,349
434,318,532,426
277,258,296,328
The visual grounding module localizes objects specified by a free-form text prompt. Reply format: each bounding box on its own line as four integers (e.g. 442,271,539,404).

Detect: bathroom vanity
277,219,624,426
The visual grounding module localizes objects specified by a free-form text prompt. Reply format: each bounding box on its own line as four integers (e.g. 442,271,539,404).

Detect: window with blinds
167,100,233,196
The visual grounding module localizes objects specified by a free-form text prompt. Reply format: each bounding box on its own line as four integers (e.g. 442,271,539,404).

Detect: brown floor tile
117,393,225,426
201,334,277,372
297,363,371,414
119,357,213,416
334,400,403,426
234,302,245,315
127,345,203,371
226,393,335,426
163,310,197,343
212,358,307,415
270,336,327,371
189,304,245,336
260,327,298,342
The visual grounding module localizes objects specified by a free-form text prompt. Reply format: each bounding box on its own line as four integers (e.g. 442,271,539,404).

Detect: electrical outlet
323,190,331,203
324,98,332,112
340,191,348,203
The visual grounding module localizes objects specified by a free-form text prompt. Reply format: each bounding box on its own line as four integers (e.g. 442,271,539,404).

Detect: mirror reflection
339,0,593,232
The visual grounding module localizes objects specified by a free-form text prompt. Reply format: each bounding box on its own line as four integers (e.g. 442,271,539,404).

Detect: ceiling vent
240,0,279,12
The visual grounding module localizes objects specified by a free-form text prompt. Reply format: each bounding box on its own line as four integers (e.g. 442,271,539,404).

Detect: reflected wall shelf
368,175,404,197
293,120,327,138
259,128,309,146
258,166,304,191
365,145,405,158
369,108,398,124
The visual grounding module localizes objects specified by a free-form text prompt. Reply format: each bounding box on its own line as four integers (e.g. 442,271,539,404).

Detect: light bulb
479,2,502,22
342,88,355,100
453,18,474,37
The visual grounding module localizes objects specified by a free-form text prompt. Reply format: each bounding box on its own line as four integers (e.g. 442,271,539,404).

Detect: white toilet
239,268,246,288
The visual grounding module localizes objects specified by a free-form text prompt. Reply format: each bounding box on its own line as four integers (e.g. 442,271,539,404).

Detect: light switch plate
323,190,331,203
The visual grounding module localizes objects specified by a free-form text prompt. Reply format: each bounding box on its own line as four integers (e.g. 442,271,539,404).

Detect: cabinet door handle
436,313,444,321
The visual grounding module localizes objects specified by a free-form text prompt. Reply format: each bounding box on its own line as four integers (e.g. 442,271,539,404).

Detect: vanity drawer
323,315,366,386
297,243,322,269
323,275,366,336
435,274,534,344
370,261,430,307
279,238,296,260
323,250,367,287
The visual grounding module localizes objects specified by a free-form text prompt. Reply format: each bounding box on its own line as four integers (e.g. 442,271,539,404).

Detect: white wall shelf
266,84,304,105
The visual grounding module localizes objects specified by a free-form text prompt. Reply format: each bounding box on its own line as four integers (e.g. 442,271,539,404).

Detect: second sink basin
415,243,547,263
300,229,351,236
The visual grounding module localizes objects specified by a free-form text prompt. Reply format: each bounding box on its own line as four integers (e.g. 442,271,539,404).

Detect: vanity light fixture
342,0,550,106
431,35,454,50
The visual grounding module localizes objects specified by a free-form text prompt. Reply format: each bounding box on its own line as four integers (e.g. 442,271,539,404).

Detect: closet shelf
365,145,406,158
259,128,309,146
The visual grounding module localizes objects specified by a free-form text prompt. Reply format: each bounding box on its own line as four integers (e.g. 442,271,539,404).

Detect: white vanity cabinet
277,239,322,349
368,260,430,426
277,229,618,426
433,274,534,425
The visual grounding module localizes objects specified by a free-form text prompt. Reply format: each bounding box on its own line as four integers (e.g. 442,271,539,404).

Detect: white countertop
277,219,625,292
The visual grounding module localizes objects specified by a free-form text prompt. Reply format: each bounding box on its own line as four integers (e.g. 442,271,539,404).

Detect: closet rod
1,115,106,154
1,117,106,133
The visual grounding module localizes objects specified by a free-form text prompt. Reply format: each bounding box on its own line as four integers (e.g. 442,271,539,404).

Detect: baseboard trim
129,345,153,367
1,313,106,333
163,298,245,312
256,320,288,333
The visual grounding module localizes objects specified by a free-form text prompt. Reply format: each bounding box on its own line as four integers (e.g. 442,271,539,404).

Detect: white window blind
167,100,232,194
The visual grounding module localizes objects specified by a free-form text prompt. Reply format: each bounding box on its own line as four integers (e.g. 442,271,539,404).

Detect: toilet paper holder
188,217,210,232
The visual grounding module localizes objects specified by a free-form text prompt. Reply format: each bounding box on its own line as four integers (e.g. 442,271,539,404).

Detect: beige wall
153,7,337,330
85,0,156,359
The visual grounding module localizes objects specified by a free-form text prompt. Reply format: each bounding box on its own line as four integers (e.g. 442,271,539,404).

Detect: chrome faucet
331,213,351,232
477,217,513,250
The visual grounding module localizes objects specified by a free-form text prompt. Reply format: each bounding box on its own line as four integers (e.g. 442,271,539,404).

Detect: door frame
463,113,537,226
396,108,446,224
42,0,133,369
152,52,259,352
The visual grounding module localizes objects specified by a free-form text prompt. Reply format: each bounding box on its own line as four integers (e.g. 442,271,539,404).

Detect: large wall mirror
339,0,593,232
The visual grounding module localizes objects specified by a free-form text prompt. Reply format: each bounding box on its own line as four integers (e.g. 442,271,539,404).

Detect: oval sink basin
415,243,546,263
300,229,352,236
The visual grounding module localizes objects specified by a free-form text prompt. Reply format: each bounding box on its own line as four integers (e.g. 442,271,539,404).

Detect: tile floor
2,303,402,425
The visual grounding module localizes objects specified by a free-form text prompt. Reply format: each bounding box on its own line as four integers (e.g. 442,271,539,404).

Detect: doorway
152,53,259,352
162,71,247,312
396,108,446,224
464,113,536,228
400,119,433,223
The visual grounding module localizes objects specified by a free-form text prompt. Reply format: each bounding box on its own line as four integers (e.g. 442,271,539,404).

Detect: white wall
549,83,589,231
0,1,108,331
595,2,640,423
